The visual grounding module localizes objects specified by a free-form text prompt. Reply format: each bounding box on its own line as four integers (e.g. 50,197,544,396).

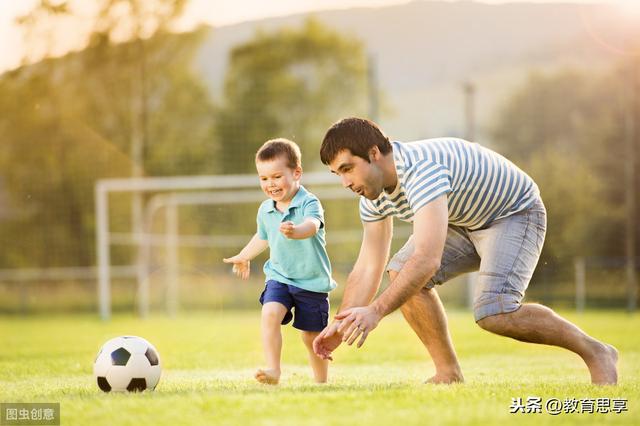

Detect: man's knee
476,313,501,332
400,299,414,317
475,307,521,334
400,287,436,316
472,284,524,322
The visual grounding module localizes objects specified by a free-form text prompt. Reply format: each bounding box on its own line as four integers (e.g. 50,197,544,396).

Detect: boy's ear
294,166,303,179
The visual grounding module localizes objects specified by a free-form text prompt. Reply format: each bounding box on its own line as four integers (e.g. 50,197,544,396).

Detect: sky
0,0,636,73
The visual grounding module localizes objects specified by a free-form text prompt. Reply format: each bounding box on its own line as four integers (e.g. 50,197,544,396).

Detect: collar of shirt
264,185,308,214
391,141,407,169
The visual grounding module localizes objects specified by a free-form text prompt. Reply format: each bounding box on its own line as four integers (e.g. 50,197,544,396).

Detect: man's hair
320,117,392,165
255,138,302,170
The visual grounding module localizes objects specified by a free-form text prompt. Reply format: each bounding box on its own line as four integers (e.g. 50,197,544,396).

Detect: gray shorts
387,198,547,322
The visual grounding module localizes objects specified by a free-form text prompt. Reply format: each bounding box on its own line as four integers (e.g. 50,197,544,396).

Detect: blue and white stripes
359,139,539,230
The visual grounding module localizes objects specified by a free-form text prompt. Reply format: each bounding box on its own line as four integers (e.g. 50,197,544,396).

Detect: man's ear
369,146,380,162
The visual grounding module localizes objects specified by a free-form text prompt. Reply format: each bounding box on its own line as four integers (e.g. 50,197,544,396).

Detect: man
312,117,618,385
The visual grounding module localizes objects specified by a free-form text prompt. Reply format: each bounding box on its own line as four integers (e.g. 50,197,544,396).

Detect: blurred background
0,0,638,317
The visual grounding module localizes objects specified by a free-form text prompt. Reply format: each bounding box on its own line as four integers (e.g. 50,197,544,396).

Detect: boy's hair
256,138,302,170
320,117,392,165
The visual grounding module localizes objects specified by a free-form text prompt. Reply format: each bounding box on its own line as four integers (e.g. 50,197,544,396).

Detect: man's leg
388,226,479,384
394,271,464,384
471,199,617,385
476,305,618,385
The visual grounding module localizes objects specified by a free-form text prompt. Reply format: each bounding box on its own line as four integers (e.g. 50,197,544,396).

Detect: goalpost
94,172,363,320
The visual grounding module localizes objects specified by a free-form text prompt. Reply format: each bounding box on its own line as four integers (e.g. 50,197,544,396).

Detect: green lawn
0,310,638,425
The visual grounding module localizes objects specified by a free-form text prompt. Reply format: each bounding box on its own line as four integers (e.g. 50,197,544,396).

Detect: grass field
1,310,638,425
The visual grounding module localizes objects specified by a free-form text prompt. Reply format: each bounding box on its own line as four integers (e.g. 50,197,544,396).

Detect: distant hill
193,0,619,142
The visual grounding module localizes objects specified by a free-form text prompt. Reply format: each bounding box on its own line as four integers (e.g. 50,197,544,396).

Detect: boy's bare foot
255,368,280,385
586,342,618,385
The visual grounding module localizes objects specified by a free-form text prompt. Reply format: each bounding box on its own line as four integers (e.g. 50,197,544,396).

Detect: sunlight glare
613,0,640,18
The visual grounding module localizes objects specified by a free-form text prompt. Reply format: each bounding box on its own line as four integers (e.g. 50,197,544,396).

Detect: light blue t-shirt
257,185,337,293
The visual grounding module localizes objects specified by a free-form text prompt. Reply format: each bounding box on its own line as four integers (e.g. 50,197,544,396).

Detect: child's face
256,156,301,204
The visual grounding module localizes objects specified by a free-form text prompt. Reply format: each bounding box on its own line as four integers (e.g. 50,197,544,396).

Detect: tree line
0,0,636,304
0,1,368,270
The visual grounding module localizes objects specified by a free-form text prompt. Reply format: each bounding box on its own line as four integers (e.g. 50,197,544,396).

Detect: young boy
223,138,336,384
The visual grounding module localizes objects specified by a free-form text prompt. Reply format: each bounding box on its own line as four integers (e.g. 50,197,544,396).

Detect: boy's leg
289,287,330,383
301,331,328,383
257,301,288,384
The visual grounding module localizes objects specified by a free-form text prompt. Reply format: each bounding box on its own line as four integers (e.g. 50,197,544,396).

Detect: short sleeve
404,161,451,213
359,197,386,222
303,198,325,228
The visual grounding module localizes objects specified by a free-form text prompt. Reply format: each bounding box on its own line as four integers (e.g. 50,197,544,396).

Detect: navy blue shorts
259,280,329,332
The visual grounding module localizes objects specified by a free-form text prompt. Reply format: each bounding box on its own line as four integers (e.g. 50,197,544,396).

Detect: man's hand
222,255,250,280
312,320,344,360
336,306,383,348
279,221,297,238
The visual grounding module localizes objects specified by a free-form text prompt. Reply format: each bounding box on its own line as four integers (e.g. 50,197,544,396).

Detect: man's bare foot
255,368,280,385
586,342,618,385
425,370,464,384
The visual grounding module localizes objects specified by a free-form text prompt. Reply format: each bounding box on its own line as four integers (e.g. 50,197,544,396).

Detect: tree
490,63,639,267
0,0,215,269
215,18,369,174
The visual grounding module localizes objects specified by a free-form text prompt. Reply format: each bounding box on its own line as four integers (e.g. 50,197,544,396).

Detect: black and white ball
93,336,161,392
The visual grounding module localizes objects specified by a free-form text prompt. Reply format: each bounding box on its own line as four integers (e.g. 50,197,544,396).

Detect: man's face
328,149,384,200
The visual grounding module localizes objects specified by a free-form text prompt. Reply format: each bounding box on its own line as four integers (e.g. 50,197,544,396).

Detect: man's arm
371,194,448,316
312,216,393,359
337,194,449,346
340,216,393,310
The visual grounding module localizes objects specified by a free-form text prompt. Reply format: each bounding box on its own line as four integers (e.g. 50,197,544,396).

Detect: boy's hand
222,255,250,280
279,221,297,238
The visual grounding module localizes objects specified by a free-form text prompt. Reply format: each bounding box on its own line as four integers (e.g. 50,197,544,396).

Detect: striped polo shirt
359,139,539,230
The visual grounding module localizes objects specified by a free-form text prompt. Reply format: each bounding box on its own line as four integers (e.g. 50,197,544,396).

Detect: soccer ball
93,336,161,392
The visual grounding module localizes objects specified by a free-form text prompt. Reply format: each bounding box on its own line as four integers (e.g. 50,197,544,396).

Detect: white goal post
94,172,366,320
